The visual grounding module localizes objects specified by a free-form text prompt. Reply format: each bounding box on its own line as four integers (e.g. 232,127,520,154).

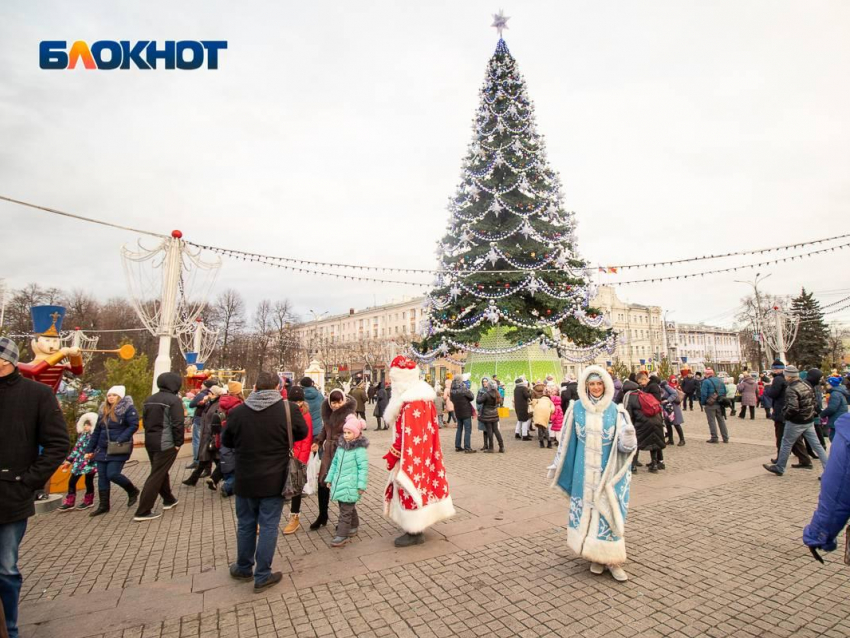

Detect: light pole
735,272,771,370
308,309,328,360
662,310,675,369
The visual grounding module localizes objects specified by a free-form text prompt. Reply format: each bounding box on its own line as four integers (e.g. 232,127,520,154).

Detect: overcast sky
1,0,849,330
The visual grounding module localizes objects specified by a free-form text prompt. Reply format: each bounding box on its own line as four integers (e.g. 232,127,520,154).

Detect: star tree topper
491,10,510,38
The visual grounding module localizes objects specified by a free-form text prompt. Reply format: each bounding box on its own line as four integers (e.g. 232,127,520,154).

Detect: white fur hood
383,380,436,426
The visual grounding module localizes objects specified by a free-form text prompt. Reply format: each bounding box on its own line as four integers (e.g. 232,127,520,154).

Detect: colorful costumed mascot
18,305,83,392
383,356,455,546
548,365,638,582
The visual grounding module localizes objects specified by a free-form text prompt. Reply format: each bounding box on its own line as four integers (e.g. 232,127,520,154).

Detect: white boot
608,565,628,582
589,562,605,575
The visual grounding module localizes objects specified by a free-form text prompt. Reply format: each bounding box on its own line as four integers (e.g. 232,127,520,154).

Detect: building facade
577,286,664,376
293,297,462,383
667,322,743,372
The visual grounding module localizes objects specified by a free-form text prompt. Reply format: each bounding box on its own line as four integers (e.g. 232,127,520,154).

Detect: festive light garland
613,240,850,285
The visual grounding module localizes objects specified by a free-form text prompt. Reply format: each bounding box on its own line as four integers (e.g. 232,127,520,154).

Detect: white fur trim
76,412,98,434
577,365,615,414
382,380,436,427
396,468,423,508
385,492,456,534
567,523,626,565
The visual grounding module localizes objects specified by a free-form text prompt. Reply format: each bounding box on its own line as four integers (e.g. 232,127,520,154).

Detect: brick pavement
19,411,849,638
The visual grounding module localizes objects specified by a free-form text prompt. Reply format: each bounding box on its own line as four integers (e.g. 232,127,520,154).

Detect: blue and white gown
549,366,637,565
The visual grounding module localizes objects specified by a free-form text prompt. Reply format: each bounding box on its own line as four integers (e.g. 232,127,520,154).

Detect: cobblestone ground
18,410,850,638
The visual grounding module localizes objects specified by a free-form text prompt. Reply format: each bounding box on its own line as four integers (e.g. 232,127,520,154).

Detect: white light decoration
414,32,614,361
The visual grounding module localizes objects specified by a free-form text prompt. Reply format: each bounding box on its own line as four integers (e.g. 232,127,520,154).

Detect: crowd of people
3,322,850,636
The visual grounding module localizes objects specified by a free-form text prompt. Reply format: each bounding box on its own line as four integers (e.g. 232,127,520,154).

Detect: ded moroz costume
548,366,638,581
382,356,455,547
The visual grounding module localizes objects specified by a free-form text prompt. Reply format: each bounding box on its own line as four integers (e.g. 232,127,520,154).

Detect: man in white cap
0,337,69,638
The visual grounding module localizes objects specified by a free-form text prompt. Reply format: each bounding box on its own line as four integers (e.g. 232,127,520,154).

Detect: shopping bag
303,451,320,496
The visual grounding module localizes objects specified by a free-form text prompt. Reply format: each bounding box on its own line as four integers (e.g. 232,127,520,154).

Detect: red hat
390,356,417,370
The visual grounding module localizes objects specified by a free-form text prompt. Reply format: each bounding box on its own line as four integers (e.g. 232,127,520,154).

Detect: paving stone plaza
17,412,850,638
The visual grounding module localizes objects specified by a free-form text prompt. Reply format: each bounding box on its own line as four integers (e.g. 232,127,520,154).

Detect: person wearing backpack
763,366,828,476
626,372,667,472
699,368,729,444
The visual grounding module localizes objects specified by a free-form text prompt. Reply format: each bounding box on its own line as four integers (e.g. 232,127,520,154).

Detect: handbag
105,420,132,456
281,401,308,501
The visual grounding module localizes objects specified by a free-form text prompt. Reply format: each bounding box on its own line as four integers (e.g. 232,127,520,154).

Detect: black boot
394,532,424,547
310,486,330,530
539,439,545,448
125,484,140,508
89,489,110,517
547,440,552,449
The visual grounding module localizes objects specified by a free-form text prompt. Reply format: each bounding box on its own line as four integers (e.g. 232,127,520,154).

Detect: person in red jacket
283,385,313,534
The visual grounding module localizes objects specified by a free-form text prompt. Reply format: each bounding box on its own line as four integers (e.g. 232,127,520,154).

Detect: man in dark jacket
187,378,217,469
450,378,476,451
763,360,811,468
680,372,697,411
300,377,324,438
764,365,827,476
223,371,307,593
514,377,531,440
0,338,69,638
134,372,184,521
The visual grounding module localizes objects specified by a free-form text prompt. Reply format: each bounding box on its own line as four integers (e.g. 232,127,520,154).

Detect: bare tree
208,289,246,366
252,299,273,374
66,289,100,329
825,323,848,370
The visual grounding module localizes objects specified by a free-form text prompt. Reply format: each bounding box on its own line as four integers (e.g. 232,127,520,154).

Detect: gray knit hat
784,365,799,377
0,337,20,366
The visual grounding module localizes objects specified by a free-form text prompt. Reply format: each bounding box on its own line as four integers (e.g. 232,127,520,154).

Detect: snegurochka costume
548,365,638,578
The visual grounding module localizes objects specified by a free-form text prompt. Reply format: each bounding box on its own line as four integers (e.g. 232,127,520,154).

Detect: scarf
245,389,282,412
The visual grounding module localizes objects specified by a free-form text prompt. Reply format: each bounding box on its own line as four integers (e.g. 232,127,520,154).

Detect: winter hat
328,388,345,403
461,373,471,382
784,365,799,377
107,385,126,398
209,385,225,397
76,412,98,433
807,369,823,386
343,414,365,437
771,360,786,370
0,337,19,366
288,386,305,401
299,377,314,388
203,378,218,388
227,380,243,395
827,376,843,388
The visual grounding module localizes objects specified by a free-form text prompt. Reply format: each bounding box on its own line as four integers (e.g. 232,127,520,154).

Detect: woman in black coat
183,387,223,486
374,382,389,430
625,380,667,473
310,390,356,530
477,378,504,453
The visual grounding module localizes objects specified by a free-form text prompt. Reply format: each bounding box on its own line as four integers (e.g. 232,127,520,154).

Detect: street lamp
308,310,329,359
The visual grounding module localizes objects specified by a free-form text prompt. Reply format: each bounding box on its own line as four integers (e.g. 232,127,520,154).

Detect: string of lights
611,241,850,286
4,195,847,280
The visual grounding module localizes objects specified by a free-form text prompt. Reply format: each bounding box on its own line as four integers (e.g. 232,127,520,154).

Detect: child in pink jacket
549,392,564,445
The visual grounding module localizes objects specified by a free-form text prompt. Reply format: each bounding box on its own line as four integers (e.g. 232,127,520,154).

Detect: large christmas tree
787,288,829,369
415,32,615,368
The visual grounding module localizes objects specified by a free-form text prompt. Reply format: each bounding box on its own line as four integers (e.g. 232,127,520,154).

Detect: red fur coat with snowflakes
382,381,455,533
